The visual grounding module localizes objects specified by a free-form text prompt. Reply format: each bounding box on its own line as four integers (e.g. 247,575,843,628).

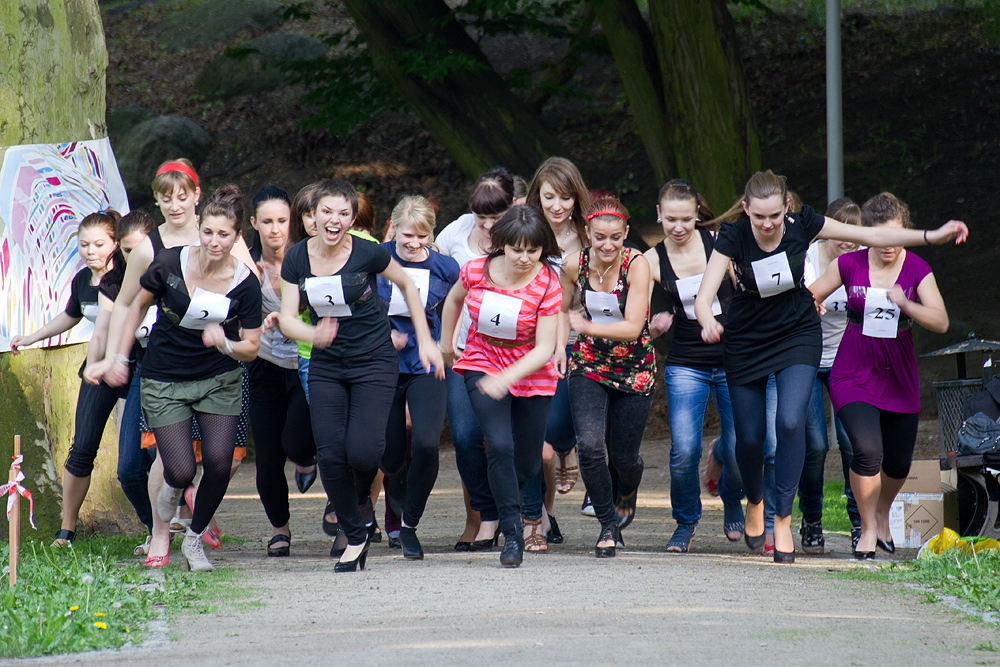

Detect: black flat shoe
595,525,618,559
876,537,895,554
267,533,290,557
295,467,317,494
470,533,499,551
454,540,472,552
773,549,795,564
388,535,401,549
52,529,76,546
545,516,564,545
399,526,424,560
499,533,523,568
745,531,766,551
322,502,340,537
334,537,371,573
853,549,876,561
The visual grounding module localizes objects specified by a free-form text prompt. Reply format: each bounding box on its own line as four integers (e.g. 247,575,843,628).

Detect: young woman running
93,211,157,552
10,210,127,546
695,170,967,563
436,167,514,551
809,193,959,559
644,179,743,552
247,186,318,557
378,196,460,559
85,159,257,565
278,180,443,573
522,157,591,550
561,196,654,558
440,205,562,568
112,185,262,571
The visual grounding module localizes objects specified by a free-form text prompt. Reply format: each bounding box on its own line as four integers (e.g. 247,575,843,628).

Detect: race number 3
478,290,522,340
862,287,899,338
305,275,352,318
750,252,794,298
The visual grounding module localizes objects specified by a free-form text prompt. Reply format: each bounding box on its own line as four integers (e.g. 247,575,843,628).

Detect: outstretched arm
817,218,968,248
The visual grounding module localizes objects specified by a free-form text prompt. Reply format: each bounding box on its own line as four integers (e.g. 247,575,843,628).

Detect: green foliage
792,479,854,533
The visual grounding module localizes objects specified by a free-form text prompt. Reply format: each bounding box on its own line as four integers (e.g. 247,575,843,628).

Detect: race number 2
179,288,231,330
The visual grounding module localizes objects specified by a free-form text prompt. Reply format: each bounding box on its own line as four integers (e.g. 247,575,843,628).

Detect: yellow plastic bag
918,527,1000,559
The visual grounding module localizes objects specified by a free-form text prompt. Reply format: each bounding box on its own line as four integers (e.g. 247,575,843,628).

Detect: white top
258,263,299,369
437,213,484,349
804,242,848,369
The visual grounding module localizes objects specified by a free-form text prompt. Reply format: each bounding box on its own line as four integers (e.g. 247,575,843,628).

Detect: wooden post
9,435,20,587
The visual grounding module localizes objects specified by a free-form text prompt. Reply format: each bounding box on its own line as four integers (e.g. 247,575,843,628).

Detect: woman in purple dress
809,192,952,560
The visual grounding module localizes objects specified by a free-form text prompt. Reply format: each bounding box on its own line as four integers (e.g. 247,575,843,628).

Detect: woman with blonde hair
377,196,460,559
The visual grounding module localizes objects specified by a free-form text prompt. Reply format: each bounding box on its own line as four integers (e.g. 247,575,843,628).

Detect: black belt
846,309,912,330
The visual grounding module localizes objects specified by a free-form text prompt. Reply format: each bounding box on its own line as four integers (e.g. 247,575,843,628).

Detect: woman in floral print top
559,195,654,558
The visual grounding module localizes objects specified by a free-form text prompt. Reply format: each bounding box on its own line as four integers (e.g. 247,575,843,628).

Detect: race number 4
750,252,794,298
478,290,523,340
862,287,899,338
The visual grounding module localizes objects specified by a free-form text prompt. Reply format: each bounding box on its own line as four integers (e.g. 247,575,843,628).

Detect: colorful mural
0,139,129,352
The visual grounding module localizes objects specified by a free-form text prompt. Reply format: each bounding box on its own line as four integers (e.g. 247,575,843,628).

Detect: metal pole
826,0,844,202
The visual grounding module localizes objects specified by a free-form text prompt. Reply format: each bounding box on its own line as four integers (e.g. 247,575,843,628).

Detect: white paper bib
388,268,430,317
305,275,352,318
675,273,722,320
179,287,231,330
750,252,794,298
862,287,899,338
585,290,624,325
477,290,523,340
82,303,99,323
270,330,299,359
136,306,158,347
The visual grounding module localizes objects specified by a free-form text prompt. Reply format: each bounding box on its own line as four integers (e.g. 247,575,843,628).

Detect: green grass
841,550,1000,620
792,479,854,533
0,535,257,658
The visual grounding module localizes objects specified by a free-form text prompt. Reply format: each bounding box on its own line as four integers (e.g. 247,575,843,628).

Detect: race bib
750,252,794,298
304,276,352,318
862,287,899,338
585,290,624,325
136,306,158,348
388,268,430,317
82,302,99,323
270,330,299,359
478,290,522,340
178,288,231,330
675,273,722,320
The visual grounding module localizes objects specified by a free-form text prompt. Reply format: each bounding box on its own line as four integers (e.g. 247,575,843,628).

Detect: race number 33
862,287,899,338
478,290,522,340
750,252,794,298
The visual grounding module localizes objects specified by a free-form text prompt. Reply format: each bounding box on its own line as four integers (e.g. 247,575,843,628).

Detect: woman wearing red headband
559,196,654,558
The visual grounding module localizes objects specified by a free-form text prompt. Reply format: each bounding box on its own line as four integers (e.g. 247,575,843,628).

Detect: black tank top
655,228,732,369
148,226,166,255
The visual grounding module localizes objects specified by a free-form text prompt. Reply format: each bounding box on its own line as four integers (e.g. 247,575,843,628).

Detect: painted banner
0,139,129,352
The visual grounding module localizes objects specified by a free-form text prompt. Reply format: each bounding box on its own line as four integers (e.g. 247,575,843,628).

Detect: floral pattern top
569,247,655,396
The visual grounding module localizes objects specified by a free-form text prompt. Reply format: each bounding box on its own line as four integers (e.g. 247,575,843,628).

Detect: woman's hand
648,312,674,339
313,317,339,350
83,358,111,385
418,339,446,380
476,374,509,400
439,345,457,368
568,309,589,336
701,319,724,344
8,335,28,355
927,220,969,245
390,329,409,351
554,345,567,379
887,284,910,309
262,312,279,332
201,324,233,354
814,299,827,316
104,356,130,387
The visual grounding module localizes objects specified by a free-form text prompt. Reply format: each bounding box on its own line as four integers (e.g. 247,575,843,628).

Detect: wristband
924,229,929,245
113,354,129,365
222,339,234,355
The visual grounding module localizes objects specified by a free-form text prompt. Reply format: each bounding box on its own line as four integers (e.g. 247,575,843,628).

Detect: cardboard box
888,460,959,548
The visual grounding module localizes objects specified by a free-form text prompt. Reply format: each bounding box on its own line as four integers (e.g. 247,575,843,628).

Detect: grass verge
0,534,257,658
792,480,854,533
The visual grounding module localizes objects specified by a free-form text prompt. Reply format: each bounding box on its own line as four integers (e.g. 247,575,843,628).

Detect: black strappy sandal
267,534,291,557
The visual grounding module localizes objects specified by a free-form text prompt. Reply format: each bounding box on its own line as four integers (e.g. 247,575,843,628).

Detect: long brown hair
526,157,590,247
710,169,788,226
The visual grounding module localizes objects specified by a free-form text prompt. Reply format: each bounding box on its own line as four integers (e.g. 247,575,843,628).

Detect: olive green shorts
140,367,244,429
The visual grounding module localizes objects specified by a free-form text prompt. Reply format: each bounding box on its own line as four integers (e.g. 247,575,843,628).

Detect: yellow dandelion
125,627,130,633
70,606,79,611
94,622,108,630
93,612,106,617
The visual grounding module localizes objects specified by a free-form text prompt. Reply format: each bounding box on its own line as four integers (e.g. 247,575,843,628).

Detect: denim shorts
140,367,244,428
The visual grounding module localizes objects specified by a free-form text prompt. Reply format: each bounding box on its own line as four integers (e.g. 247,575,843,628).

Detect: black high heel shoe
853,549,876,561
295,464,317,494
744,531,766,551
773,549,796,564
595,525,618,559
616,490,637,530
399,526,424,560
334,536,371,572
876,537,895,554
545,515,564,545
470,532,500,551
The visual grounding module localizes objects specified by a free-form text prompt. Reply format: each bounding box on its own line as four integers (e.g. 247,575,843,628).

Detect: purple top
830,249,932,414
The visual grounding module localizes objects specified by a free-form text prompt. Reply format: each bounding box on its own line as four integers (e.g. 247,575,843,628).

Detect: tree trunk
340,0,566,180
649,0,761,209
0,1,139,538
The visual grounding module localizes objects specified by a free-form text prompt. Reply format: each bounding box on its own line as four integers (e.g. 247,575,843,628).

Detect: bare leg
60,471,91,533
542,443,557,518
773,514,794,553
875,471,906,543
851,470,880,553
745,499,765,538
147,456,171,558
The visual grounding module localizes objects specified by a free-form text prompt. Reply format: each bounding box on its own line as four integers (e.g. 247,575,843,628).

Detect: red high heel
145,543,170,568
202,524,222,550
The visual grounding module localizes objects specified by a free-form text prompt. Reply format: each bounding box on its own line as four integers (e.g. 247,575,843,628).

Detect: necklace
593,251,622,284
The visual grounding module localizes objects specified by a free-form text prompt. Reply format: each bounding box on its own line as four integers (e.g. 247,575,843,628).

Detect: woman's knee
64,448,97,478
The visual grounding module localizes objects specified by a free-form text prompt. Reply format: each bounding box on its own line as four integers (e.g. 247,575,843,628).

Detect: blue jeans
446,368,497,522
522,362,576,520
297,356,310,403
664,366,742,526
118,370,154,531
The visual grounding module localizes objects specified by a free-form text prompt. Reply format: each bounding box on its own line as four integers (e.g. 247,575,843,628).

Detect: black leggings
568,375,651,531
729,364,817,518
64,378,129,478
464,371,551,538
837,401,919,479
249,357,316,529
309,346,398,545
382,372,448,528
152,413,238,534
